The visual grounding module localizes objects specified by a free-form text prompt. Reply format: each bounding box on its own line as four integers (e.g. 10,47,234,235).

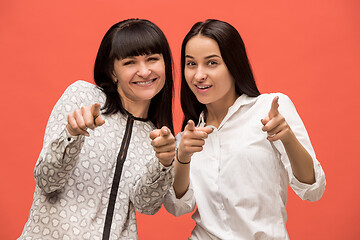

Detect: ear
112,71,118,84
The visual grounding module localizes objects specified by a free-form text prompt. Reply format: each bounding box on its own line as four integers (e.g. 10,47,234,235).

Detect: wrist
66,124,79,136
160,158,174,167
176,149,191,164
280,129,296,146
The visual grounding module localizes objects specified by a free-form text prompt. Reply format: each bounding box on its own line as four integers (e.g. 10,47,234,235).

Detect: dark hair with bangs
94,19,174,134
180,19,260,130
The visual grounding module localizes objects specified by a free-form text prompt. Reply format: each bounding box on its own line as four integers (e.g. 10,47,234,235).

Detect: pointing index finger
184,120,196,132
268,96,279,119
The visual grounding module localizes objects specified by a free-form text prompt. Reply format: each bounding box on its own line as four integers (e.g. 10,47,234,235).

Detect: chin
197,99,211,105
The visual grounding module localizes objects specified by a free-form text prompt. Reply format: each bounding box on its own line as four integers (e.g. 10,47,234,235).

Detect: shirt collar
198,94,258,128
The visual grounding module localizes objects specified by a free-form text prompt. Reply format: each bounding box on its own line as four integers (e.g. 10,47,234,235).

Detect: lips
133,78,157,85
195,84,212,90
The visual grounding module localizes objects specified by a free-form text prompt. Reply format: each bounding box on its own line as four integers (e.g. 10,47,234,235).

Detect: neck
122,99,150,119
205,94,239,128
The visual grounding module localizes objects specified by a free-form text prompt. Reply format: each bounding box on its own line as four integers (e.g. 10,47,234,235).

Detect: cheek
117,70,134,84
157,60,166,75
184,69,193,85
220,69,235,87
159,77,165,90
157,65,166,87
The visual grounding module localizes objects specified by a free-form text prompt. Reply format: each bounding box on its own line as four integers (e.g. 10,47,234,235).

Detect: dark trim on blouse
102,114,134,239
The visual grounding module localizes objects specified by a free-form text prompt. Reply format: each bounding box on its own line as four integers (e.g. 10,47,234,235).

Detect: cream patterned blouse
19,80,173,240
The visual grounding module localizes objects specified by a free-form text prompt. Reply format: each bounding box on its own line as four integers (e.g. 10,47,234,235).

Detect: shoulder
256,92,293,107
64,80,106,105
257,92,290,102
257,93,300,118
65,80,97,93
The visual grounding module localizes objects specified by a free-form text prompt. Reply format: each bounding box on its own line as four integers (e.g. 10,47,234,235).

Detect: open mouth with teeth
133,78,157,85
195,84,212,90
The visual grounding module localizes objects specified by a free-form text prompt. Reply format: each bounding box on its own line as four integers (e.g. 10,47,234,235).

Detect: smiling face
184,35,238,109
112,53,166,116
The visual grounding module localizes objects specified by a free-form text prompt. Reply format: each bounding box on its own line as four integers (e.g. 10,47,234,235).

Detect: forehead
185,35,221,58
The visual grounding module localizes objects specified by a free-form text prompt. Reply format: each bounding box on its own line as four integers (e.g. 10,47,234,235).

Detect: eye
122,60,135,66
146,53,162,62
208,60,218,66
186,61,196,67
147,57,159,62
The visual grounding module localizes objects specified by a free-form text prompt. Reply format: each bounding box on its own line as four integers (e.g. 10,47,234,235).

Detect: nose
194,67,207,81
136,62,151,78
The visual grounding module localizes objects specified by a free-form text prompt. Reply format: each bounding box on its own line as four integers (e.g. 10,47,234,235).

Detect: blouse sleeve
271,93,326,201
34,81,94,194
130,156,174,215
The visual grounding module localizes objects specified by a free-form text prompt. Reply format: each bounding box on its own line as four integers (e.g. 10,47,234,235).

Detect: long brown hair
180,19,260,130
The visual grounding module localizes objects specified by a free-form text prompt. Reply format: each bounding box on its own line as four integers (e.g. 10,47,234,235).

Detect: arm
163,121,211,217
34,81,104,194
129,126,176,215
173,121,213,198
261,96,315,184
130,158,174,215
262,94,326,200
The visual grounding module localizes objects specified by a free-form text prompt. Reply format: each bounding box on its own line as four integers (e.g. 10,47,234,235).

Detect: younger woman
165,19,326,239
19,19,176,240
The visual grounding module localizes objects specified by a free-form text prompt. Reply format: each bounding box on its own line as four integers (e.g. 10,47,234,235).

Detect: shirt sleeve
270,93,326,201
34,81,92,194
164,183,196,217
130,154,174,215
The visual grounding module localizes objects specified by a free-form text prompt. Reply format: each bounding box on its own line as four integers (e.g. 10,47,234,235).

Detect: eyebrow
185,54,221,59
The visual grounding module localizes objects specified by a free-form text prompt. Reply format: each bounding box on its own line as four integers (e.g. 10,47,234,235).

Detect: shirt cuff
158,158,175,173
290,160,326,201
169,184,194,204
63,126,82,143
145,157,174,185
164,185,195,217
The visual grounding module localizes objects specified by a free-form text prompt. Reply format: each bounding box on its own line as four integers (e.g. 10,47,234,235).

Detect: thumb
261,117,270,126
184,120,196,132
160,126,170,136
95,116,105,127
268,96,279,119
197,126,214,134
149,129,161,140
91,103,101,118
91,103,105,127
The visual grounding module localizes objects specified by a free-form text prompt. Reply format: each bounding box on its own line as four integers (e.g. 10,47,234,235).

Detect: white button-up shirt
165,93,326,240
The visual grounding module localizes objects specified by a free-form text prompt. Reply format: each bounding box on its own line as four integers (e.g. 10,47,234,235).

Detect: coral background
0,0,359,239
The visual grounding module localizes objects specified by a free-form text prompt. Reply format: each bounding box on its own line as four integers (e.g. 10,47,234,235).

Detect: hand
66,103,105,136
261,96,294,143
177,120,213,164
150,126,176,167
